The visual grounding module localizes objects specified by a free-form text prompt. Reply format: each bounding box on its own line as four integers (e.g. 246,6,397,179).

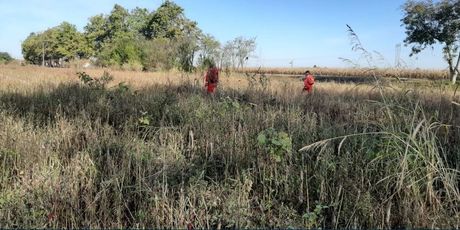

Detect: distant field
0,64,382,94
238,67,449,80
0,64,459,228
0,64,454,93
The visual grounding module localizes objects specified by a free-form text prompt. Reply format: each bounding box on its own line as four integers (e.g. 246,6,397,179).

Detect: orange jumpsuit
205,67,219,93
303,74,315,93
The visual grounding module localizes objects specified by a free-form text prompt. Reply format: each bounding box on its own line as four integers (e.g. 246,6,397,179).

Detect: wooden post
42,42,45,67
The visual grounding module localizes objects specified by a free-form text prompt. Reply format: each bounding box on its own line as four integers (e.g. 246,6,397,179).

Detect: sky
0,0,448,69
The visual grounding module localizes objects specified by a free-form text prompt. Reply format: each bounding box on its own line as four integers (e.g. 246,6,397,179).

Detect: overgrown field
0,65,459,228
239,67,448,80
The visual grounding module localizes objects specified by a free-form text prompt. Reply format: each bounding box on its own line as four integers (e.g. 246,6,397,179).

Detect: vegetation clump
0,68,458,228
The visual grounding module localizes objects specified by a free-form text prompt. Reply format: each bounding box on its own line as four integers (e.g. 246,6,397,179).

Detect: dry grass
0,64,180,92
0,64,459,228
1,64,380,98
239,67,449,80
3,64,452,95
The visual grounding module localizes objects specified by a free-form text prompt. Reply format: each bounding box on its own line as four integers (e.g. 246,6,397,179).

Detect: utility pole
42,41,45,67
395,43,401,68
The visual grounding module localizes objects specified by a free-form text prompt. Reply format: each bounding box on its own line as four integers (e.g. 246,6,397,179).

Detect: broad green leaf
257,133,267,145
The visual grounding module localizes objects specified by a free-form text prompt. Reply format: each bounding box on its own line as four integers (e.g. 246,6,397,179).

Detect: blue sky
0,0,447,69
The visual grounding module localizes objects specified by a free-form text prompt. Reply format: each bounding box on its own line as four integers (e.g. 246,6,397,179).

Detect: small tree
0,52,13,64
141,38,177,71
222,40,237,69
176,36,199,72
233,36,256,70
197,34,220,68
402,0,460,84
22,22,91,65
54,22,92,60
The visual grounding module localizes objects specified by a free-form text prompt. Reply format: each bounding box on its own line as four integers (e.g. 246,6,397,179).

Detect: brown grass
238,67,449,80
2,64,454,95
0,64,459,228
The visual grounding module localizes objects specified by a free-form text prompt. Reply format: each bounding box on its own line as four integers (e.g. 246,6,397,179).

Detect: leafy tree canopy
0,52,13,64
21,1,256,72
22,22,90,65
402,0,460,83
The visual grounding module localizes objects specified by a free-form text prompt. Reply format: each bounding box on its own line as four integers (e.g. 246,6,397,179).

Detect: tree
82,3,202,70
23,1,206,71
22,33,43,65
141,38,177,71
221,41,237,69
84,5,147,53
84,14,108,53
142,0,202,72
98,36,143,68
197,34,220,68
144,0,199,40
176,37,199,72
107,4,130,39
22,29,61,65
54,22,92,60
84,5,147,68
176,21,202,72
22,22,91,65
127,7,151,35
402,0,460,84
233,36,256,70
0,52,13,64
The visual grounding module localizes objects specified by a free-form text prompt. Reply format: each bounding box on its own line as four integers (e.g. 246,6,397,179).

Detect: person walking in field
303,70,315,93
204,62,219,94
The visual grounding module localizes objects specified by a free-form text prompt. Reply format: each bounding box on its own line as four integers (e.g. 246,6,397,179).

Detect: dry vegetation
239,67,449,80
0,64,459,228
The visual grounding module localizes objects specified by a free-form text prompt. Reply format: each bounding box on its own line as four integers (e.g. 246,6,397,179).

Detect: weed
303,204,328,229
77,71,114,89
257,128,292,162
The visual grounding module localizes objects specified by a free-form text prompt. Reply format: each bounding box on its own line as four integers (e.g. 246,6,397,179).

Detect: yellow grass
0,64,373,93
238,67,449,80
1,63,459,228
0,63,457,101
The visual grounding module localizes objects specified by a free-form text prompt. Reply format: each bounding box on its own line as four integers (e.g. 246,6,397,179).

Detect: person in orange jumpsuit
303,70,315,93
204,63,219,93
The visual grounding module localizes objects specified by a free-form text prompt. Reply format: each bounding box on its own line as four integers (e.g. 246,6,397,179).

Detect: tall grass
239,66,449,80
0,66,459,228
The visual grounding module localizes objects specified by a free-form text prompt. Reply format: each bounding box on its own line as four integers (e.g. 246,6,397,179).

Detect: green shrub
0,52,13,64
257,128,292,162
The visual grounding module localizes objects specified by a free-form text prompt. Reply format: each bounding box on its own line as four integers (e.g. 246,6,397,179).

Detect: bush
0,52,13,64
140,38,177,71
97,36,144,69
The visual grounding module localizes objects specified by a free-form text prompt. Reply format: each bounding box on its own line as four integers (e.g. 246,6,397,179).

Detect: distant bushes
0,52,13,64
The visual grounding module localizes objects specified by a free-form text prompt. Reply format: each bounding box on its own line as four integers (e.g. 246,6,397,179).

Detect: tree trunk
452,71,458,85
452,50,460,84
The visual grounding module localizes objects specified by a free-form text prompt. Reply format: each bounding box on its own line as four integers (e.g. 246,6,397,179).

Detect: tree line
21,1,256,72
18,0,460,83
